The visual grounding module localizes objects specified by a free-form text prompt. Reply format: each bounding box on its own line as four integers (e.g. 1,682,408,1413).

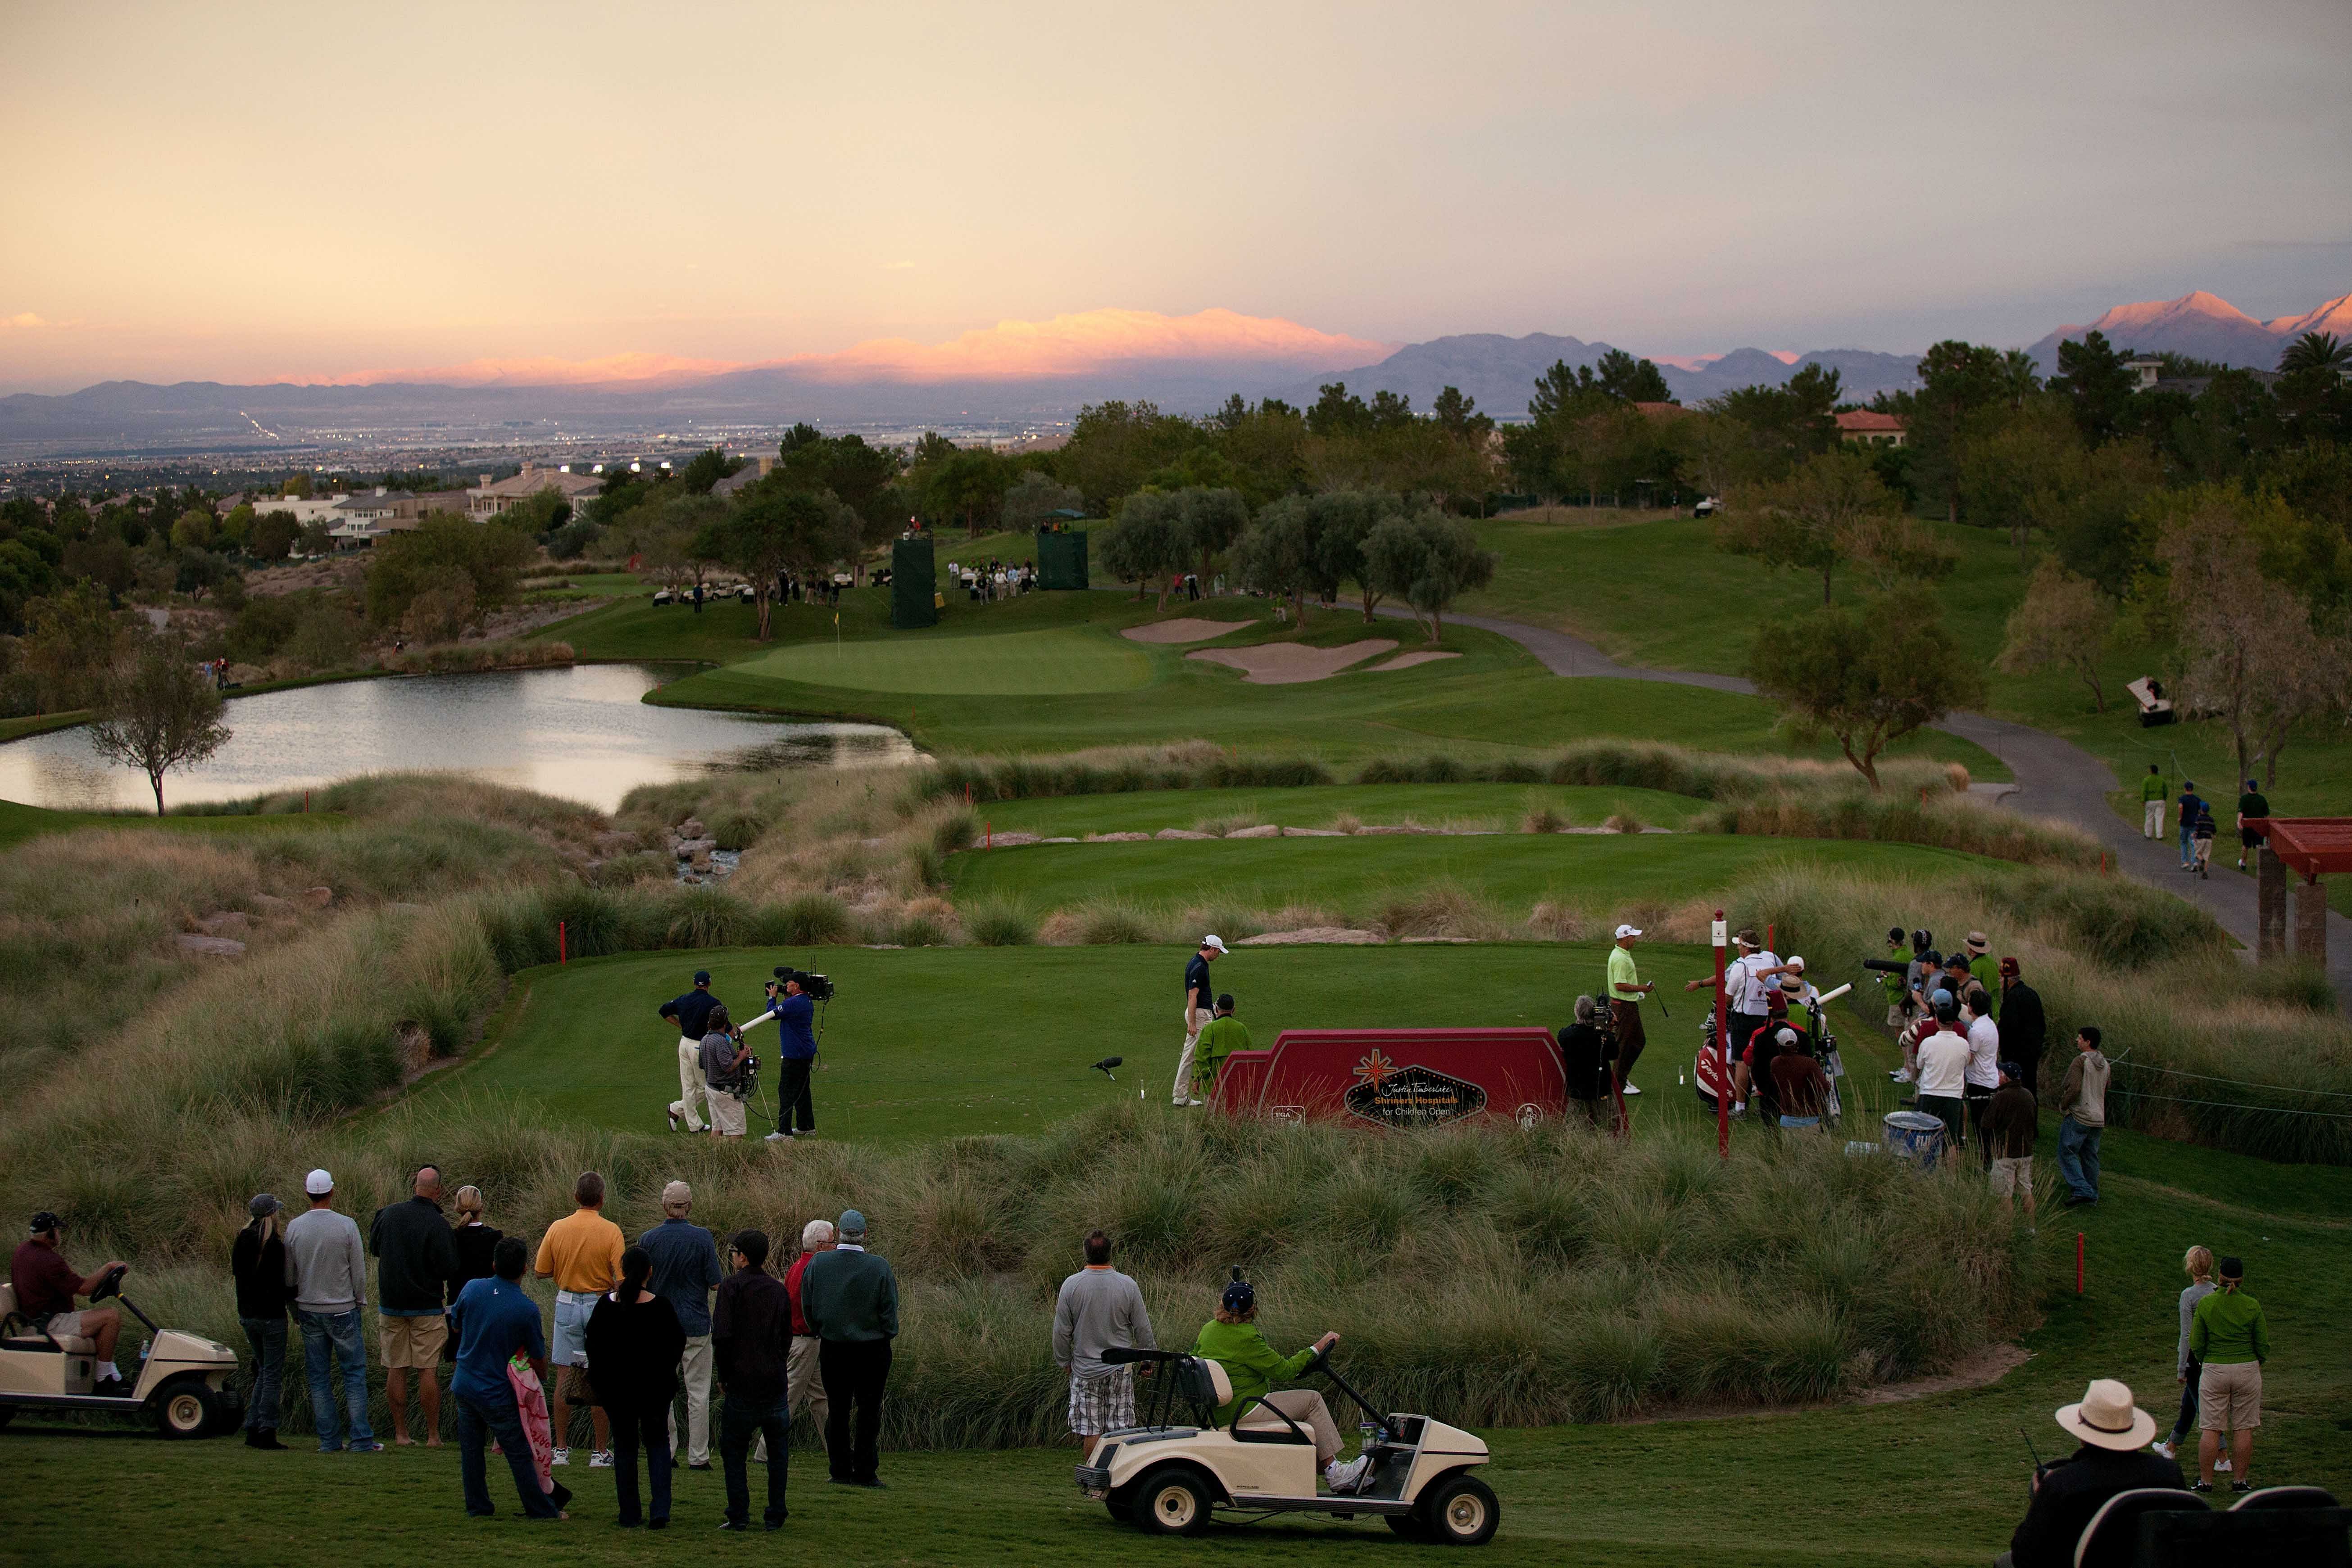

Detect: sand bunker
1369,650,1461,671
1187,639,1396,684
1120,618,1257,644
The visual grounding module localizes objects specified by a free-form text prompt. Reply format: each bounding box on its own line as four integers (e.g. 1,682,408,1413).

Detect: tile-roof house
710,456,775,499
1834,410,1907,447
466,462,604,519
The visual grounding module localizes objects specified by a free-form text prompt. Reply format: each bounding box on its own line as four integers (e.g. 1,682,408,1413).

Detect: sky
2,0,2348,393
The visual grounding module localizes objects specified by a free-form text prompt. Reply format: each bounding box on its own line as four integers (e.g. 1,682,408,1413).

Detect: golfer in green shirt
1190,994,1250,1101
1606,924,1652,1131
2140,764,2168,840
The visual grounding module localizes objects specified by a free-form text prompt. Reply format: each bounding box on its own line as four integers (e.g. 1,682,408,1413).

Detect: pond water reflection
0,663,914,814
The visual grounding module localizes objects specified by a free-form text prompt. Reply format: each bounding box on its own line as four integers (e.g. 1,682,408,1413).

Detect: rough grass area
735,624,1155,695
971,782,1713,835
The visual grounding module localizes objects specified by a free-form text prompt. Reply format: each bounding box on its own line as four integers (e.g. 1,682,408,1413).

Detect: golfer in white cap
2001,1378,2179,1567
1174,936,1228,1106
1606,926,1652,1129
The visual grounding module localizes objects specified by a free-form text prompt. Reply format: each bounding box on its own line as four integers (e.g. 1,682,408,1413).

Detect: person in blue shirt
743,973,820,1140
448,1236,563,1520
662,971,724,1134
2175,781,2202,870
638,1181,726,1468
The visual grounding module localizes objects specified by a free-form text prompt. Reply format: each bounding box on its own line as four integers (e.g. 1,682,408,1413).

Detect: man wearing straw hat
2000,1378,2180,1568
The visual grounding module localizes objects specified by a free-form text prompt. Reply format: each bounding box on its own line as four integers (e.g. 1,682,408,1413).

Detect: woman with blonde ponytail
229,1191,295,1450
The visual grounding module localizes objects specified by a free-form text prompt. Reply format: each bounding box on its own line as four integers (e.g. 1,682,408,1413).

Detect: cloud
3,312,72,330
778,307,1393,382
295,307,1393,390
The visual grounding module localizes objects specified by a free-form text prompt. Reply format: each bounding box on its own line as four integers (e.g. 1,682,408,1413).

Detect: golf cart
1074,1346,1498,1545
0,1264,242,1437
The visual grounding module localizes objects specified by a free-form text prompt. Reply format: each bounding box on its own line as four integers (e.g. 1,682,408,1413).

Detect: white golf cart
1075,1346,1498,1545
0,1264,243,1438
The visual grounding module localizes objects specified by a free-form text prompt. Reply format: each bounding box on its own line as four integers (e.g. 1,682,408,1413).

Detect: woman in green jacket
1191,1275,1371,1494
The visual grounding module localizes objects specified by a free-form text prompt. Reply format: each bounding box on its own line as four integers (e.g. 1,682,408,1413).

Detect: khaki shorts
2198,1360,2261,1431
1989,1156,2033,1197
378,1312,448,1369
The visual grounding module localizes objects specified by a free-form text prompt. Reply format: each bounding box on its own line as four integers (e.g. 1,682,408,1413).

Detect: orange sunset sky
1,1,2347,394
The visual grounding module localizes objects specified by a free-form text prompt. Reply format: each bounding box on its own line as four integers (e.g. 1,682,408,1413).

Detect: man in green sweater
1191,1275,1371,1494
2188,1256,2269,1494
1190,994,1251,1103
801,1209,899,1489
2140,764,2168,840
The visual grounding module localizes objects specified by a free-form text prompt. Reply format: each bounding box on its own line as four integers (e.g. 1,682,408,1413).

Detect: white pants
1173,1006,1209,1102
671,1037,708,1132
666,1333,712,1464
2143,800,2165,838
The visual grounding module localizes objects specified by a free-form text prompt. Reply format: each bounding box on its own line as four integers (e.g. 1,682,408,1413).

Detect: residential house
710,456,774,499
1834,410,1907,447
466,462,604,520
327,487,461,548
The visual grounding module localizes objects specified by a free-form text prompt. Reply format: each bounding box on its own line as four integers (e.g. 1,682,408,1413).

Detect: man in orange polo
534,1171,626,1469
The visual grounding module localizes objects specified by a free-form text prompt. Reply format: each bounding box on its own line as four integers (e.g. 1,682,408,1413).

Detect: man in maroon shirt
783,1219,834,1445
10,1212,130,1382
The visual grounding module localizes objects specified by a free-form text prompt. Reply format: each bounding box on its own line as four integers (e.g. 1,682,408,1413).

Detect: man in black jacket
1999,959,2048,1097
369,1165,461,1446
661,970,725,1135
2003,1378,2182,1567
713,1229,793,1530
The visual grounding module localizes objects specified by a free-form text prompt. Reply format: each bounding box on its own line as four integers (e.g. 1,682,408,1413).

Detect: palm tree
1999,348,2042,408
2277,331,2352,376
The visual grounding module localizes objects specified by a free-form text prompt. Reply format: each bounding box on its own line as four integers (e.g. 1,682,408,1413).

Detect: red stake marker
558,920,567,966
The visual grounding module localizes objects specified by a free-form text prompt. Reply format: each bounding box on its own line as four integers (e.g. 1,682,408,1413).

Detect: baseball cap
29,1210,59,1234
1784,955,1806,972
248,1192,282,1219
693,969,711,984
304,1168,335,1196
1614,924,1643,939
838,1208,868,1239
1216,992,1235,1011
1998,956,2021,979
1222,1275,1256,1315
1200,935,1228,954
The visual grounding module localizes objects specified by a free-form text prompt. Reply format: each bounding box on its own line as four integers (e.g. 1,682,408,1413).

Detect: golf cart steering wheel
88,1264,127,1303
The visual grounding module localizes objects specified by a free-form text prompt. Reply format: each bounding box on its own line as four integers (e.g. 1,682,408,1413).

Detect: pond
0,663,916,814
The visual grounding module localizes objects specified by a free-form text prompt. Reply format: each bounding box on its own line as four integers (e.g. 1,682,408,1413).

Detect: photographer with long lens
743,969,823,1142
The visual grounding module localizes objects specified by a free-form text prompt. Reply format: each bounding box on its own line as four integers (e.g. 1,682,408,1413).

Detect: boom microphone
1092,1056,1123,1079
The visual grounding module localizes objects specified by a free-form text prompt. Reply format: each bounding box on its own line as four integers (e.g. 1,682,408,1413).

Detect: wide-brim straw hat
2056,1379,2157,1451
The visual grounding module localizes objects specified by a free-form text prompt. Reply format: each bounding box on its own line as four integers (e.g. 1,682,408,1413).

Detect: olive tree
87,636,232,814
1748,597,1986,789
1996,559,2116,711
1362,508,1497,641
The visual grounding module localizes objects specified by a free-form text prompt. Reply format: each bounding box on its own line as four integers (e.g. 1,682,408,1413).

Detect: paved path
1393,605,2352,1002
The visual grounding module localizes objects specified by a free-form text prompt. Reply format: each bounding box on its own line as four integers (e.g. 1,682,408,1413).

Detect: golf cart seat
2073,1487,2206,1568
0,1283,93,1352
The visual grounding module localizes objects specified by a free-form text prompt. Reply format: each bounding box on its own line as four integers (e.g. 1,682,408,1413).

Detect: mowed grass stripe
972,783,1712,836
735,624,1156,695
946,833,1995,911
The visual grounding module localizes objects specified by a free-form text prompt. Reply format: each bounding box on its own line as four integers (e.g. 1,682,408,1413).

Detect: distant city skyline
2,0,2347,394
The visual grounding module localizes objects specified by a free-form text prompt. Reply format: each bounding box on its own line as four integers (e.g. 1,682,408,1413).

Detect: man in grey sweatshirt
2057,1027,2110,1208
284,1168,378,1452
1053,1230,1154,1458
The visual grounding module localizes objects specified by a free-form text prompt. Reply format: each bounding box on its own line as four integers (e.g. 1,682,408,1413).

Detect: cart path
1389,605,2352,1007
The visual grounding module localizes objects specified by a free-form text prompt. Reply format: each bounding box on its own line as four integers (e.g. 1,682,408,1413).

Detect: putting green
733,624,1154,695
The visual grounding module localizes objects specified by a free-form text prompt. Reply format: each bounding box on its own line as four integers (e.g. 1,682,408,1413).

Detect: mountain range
4,290,2345,459
2026,290,2352,373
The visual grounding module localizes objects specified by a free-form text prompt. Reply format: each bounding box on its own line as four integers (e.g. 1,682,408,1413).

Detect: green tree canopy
86,633,232,814
1362,507,1498,640
363,514,534,629
1748,598,1986,789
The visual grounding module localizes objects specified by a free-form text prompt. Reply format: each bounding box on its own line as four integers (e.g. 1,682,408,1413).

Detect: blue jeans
239,1317,287,1432
458,1385,563,1519
299,1308,374,1451
2058,1116,2102,1201
2178,824,2193,864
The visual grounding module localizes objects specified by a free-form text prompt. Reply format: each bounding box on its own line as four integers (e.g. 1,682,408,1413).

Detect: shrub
1523,806,1568,834
960,897,1039,947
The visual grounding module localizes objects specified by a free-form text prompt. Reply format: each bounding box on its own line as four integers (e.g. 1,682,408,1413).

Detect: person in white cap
1172,936,1228,1107
285,1169,381,1453
2000,1378,2179,1567
1606,926,1653,1130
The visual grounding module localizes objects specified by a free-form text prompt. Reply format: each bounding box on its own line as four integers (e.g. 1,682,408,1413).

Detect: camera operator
742,971,820,1141
698,1004,752,1139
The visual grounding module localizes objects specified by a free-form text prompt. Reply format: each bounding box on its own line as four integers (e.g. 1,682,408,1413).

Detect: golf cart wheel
0,1404,14,1431
155,1378,222,1440
1131,1463,1215,1536
1104,1483,1135,1523
1420,1472,1499,1546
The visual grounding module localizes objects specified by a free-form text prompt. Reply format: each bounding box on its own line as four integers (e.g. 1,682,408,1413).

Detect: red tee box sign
1210,1028,1569,1129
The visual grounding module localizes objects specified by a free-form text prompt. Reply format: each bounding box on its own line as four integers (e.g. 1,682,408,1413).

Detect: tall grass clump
13,1104,2030,1446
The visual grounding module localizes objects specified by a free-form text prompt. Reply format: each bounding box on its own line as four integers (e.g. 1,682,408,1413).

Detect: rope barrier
2110,1061,2352,1100
2111,1088,2352,1120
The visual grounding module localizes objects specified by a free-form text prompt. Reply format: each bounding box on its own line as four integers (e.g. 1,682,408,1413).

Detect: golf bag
1693,1003,1845,1122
